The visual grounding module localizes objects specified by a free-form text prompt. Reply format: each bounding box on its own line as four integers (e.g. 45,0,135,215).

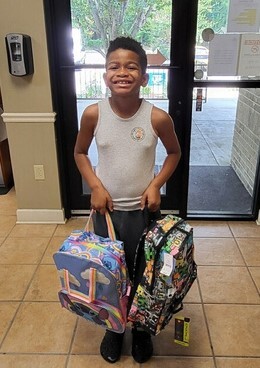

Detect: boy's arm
141,107,181,211
74,104,113,214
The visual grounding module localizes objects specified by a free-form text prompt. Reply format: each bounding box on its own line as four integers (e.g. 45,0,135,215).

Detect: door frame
168,0,198,217
192,79,260,221
43,0,260,220
43,0,198,218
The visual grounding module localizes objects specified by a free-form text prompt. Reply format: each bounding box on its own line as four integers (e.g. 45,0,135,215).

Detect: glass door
71,0,173,204
188,0,260,218
45,0,197,216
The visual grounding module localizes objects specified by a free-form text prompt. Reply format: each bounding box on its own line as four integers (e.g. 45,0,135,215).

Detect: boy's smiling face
103,48,149,97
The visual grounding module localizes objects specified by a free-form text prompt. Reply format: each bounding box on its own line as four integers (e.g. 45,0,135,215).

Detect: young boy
74,37,181,364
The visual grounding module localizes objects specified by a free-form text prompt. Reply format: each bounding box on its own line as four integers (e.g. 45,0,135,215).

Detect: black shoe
100,330,124,363
132,327,153,363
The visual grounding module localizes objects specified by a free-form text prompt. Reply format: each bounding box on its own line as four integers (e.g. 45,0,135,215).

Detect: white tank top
94,98,158,211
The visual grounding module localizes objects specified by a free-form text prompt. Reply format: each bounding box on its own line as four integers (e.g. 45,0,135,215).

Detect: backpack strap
143,207,162,229
133,208,161,274
63,267,97,303
85,209,116,240
131,209,162,297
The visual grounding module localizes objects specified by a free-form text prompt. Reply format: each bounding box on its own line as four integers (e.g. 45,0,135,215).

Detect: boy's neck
109,96,143,118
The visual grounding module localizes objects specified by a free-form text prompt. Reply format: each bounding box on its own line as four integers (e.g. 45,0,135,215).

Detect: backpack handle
85,210,116,241
64,267,97,303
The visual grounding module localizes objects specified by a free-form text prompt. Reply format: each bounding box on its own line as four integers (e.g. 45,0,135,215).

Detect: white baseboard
16,209,66,224
257,210,260,225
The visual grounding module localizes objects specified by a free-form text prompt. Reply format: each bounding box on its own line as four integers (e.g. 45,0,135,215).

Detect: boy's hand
141,185,161,212
91,186,113,215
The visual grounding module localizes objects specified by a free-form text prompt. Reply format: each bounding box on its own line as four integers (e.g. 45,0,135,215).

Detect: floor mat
0,186,13,195
188,166,252,213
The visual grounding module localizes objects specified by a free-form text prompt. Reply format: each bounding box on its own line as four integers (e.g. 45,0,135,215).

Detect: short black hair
106,37,147,74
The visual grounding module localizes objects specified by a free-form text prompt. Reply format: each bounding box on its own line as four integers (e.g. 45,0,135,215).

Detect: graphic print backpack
128,215,197,336
53,211,131,334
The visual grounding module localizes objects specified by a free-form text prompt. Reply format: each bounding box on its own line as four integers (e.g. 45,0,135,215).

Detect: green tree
71,0,230,58
71,0,171,58
197,0,229,43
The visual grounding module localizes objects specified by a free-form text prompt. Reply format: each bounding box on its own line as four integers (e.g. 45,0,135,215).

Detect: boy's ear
141,73,149,87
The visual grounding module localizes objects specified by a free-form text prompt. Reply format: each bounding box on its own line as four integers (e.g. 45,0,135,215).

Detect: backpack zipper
149,218,187,293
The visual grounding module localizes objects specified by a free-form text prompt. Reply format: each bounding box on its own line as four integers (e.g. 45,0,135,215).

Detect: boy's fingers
107,198,114,212
148,204,159,212
140,195,147,210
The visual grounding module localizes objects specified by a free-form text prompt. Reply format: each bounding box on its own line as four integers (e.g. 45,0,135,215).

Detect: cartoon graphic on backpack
128,215,197,336
53,211,131,334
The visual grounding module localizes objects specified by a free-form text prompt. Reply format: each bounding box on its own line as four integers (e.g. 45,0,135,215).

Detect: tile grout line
0,228,58,351
1,201,259,363
205,224,260,365
0,216,17,249
194,223,232,368
227,221,260,297
193,227,235,336
20,235,55,302
0,298,24,352
195,273,218,368
65,317,79,368
51,223,84,366
0,218,34,350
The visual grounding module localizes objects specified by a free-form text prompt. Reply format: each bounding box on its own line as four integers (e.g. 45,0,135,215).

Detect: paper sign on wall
238,34,260,75
227,0,260,33
207,34,241,76
207,33,260,77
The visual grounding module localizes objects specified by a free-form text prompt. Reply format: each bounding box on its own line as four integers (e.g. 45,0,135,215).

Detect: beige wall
0,0,64,222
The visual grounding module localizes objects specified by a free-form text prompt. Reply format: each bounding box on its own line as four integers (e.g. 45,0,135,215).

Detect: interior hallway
0,188,259,368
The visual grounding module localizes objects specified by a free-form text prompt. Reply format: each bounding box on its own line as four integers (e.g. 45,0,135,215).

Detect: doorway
188,0,260,218
44,0,260,219
45,0,196,217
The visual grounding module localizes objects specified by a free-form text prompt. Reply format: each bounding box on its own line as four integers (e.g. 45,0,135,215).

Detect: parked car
195,46,209,71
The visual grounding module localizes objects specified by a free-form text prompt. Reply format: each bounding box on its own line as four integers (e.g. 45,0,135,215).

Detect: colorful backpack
53,211,131,334
128,215,197,336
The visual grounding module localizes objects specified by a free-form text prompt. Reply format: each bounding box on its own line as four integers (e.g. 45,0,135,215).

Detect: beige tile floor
0,188,259,368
